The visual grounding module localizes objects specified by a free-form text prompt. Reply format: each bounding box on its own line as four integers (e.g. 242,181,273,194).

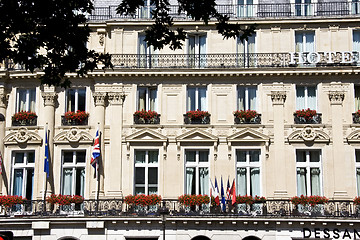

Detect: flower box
133,110,160,124
0,195,26,207
184,110,210,124
291,195,328,207
62,111,89,126
234,110,261,124
46,194,84,206
178,194,210,206
124,194,162,207
294,109,321,124
12,111,37,126
236,195,266,205
353,111,360,124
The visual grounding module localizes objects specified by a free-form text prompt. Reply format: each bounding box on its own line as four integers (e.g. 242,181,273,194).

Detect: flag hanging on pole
91,129,100,176
44,129,50,178
221,176,226,211
214,177,220,206
0,150,3,175
229,178,236,205
226,177,231,200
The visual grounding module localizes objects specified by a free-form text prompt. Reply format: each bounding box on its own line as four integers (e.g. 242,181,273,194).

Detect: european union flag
44,130,50,178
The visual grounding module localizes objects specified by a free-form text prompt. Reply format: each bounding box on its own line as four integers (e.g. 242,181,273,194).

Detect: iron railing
110,52,359,69
11,116,37,127
294,113,322,124
1,199,359,218
234,114,262,124
61,116,89,126
133,114,161,124
89,2,360,21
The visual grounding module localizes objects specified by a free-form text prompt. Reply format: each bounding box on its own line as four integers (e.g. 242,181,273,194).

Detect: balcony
2,199,359,218
294,113,322,124
12,116,37,127
184,113,211,124
89,2,360,21
134,114,161,124
61,116,89,126
234,114,261,124
111,52,360,70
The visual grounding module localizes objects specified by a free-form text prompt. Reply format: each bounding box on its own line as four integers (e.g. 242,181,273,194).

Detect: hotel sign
289,51,360,65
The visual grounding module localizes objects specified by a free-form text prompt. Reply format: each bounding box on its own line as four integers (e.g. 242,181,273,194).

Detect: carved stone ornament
54,127,93,144
42,92,58,107
346,130,360,143
99,33,105,46
288,126,330,143
270,91,286,105
0,91,9,108
108,92,126,105
328,91,345,105
93,92,107,107
4,127,42,145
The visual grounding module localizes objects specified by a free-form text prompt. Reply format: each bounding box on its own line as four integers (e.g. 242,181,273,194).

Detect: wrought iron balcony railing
184,114,211,124
234,114,261,124
2,199,360,218
294,113,322,124
12,116,37,127
89,2,360,21
134,114,161,124
110,52,360,69
61,116,89,126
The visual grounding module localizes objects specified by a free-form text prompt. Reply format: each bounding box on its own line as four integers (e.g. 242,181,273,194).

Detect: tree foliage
0,0,112,88
117,0,256,50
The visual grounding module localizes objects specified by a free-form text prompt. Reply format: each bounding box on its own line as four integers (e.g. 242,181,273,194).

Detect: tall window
188,35,206,68
137,87,157,111
61,151,86,196
66,88,86,112
295,0,312,16
138,0,154,18
237,0,255,17
352,0,360,14
295,31,315,53
296,86,317,110
296,150,322,196
185,150,209,195
238,86,257,110
12,151,35,200
237,34,256,67
355,86,360,111
236,150,261,196
187,87,207,111
356,150,360,195
138,35,157,68
16,89,36,112
134,150,159,195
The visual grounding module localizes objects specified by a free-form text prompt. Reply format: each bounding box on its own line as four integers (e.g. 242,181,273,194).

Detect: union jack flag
91,130,100,171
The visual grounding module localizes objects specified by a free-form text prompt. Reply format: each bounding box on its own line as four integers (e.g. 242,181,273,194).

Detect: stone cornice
328,91,345,105
270,91,286,105
41,92,58,107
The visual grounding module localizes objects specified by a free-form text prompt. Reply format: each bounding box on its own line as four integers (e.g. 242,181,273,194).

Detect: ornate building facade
1,0,360,239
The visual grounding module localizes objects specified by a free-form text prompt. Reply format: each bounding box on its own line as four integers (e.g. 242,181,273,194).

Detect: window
236,150,261,196
353,31,360,66
66,88,86,112
188,35,206,68
295,0,312,16
237,33,256,67
237,86,257,110
296,150,322,196
296,86,317,110
185,150,209,195
134,150,159,195
355,86,360,111
138,35,157,68
12,151,35,200
352,0,360,14
16,89,36,112
137,87,157,111
138,0,154,18
295,31,315,53
61,151,86,196
356,150,360,195
237,0,255,17
187,87,207,111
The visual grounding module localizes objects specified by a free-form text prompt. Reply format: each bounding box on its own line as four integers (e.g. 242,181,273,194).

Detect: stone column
106,92,126,197
92,92,107,197
41,90,57,196
0,88,8,195
328,90,346,199
270,91,287,197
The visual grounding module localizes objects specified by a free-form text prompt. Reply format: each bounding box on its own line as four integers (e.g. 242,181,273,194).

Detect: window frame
235,148,262,196
60,150,86,196
65,88,86,112
136,86,158,111
237,86,257,111
16,88,36,113
134,149,160,195
295,85,318,110
186,86,208,111
355,149,360,195
295,149,323,196
11,150,35,200
295,31,315,52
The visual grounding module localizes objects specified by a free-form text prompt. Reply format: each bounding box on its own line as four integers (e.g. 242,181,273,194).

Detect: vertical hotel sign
289,51,360,65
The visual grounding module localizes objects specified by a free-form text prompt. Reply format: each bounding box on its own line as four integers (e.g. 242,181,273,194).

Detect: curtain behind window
13,169,23,196
198,87,207,111
199,167,209,195
187,88,196,111
250,168,260,196
354,31,360,51
186,167,195,195
237,168,247,196
296,86,305,110
62,169,73,195
310,168,321,195
357,169,360,195
297,168,307,196
307,86,317,110
355,86,360,110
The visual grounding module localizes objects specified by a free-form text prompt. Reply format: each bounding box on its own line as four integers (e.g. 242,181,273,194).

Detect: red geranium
12,111,37,121
64,110,89,122
124,194,162,206
185,110,210,119
0,195,26,207
46,194,84,205
133,110,159,120
234,110,258,120
178,194,210,206
291,195,328,207
295,108,317,121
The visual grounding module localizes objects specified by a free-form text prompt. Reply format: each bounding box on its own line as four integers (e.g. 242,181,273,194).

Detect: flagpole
95,123,100,211
43,123,48,202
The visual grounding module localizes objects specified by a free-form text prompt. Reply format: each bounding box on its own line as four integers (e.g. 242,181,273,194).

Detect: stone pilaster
328,90,347,198
106,92,126,197
0,88,8,195
270,91,287,197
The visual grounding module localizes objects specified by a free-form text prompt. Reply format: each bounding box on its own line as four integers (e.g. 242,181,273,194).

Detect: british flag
91,130,100,170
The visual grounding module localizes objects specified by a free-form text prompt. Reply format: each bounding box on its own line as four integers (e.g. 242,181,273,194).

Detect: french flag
214,177,220,205
91,130,100,172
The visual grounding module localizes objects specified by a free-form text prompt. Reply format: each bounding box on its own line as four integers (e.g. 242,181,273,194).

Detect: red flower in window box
185,110,210,120
0,195,26,207
12,111,37,121
64,110,89,122
133,110,160,120
178,194,210,206
291,195,328,207
295,108,317,121
124,194,162,206
46,194,84,205
233,110,258,121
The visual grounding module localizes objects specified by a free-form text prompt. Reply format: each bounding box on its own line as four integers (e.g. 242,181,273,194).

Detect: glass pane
186,167,196,195
250,168,260,196
138,88,146,110
357,169,360,195
198,87,207,111
25,168,34,200
17,89,27,112
296,150,306,162
149,88,157,111
135,151,146,164
310,168,321,195
13,169,23,196
310,150,320,162
187,87,196,111
237,168,247,195
148,150,158,163
15,153,24,164
76,151,86,163
356,150,360,162
148,167,158,184
29,89,36,112
27,152,35,163
297,167,307,196
236,150,246,162
67,89,76,112
199,167,209,195
62,168,73,195
63,152,73,163
135,167,145,184
296,86,305,110
135,187,145,195
185,151,196,162
237,87,245,111
77,89,86,111
249,150,260,162
355,86,360,110
199,150,209,162
148,187,158,195
248,87,257,110
75,168,85,196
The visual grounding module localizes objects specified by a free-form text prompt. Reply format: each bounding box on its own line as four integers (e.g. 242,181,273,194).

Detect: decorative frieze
4,127,42,145
271,91,286,105
41,92,58,107
328,91,345,105
93,92,107,107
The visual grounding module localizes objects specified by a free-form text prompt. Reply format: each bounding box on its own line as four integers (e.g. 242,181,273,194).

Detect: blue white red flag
214,177,220,205
91,130,100,173
226,177,231,200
